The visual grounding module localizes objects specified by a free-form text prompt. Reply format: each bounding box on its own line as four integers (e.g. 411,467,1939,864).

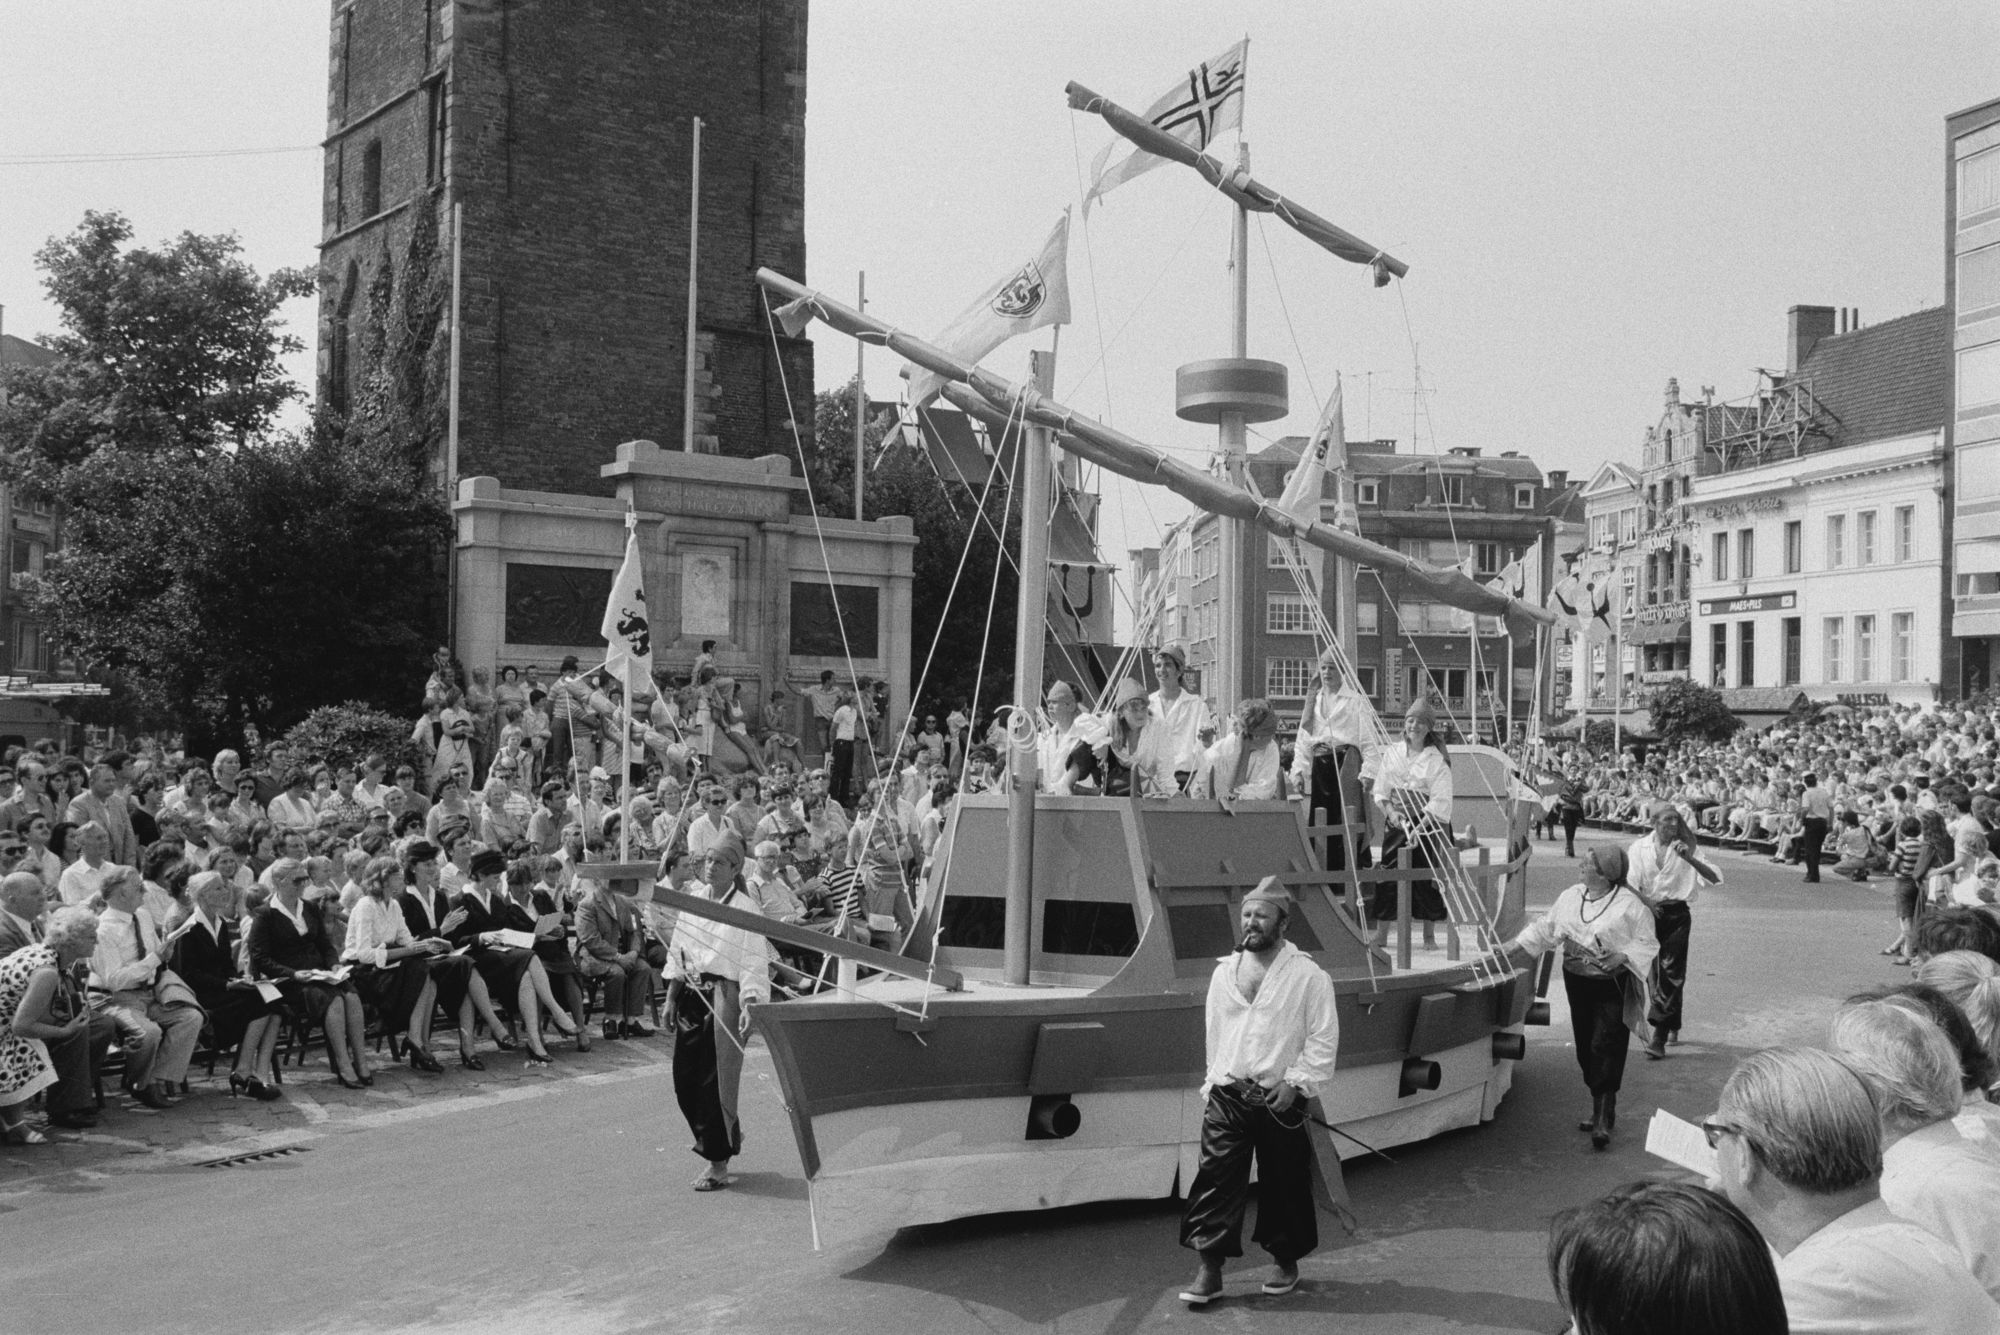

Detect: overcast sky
4,2,1996,634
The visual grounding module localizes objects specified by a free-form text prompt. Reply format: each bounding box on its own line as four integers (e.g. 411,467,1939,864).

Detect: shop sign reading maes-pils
1697,591,1797,616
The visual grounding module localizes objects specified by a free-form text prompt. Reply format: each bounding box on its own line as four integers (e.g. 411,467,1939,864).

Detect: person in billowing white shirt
1195,699,1286,802
1507,845,1659,1150
666,838,769,1193
1288,652,1381,869
1177,878,1338,1308
1148,646,1214,793
1036,680,1107,795
1626,801,1722,1060
1708,1046,1999,1335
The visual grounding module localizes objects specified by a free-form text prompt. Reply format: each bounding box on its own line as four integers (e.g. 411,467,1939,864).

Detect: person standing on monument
1178,877,1339,1306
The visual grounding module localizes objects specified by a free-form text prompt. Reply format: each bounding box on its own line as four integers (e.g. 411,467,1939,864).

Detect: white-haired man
1708,1045,1996,1333
89,868,204,1111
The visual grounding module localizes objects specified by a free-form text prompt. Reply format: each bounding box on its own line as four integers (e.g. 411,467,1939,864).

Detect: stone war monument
454,441,913,742
314,0,913,741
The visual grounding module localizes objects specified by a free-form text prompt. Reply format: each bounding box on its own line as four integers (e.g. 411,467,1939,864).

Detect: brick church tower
316,0,814,496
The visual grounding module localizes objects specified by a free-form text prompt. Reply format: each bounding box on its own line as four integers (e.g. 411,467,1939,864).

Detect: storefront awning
1625,619,1689,646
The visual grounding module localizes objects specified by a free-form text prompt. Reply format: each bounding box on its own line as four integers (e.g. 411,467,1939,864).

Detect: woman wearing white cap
1101,679,1176,798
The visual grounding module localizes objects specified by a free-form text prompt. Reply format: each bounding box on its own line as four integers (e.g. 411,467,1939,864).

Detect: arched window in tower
330,262,360,416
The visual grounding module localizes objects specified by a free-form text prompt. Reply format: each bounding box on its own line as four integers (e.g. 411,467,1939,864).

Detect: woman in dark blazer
397,840,503,1069
171,871,283,1099
444,849,579,1065
247,857,370,1088
507,860,588,1051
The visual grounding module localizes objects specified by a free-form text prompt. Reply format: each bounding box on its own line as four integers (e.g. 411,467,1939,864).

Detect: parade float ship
640,51,1563,1248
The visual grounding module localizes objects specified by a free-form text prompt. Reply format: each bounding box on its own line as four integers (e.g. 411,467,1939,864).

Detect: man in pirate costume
1178,877,1340,1306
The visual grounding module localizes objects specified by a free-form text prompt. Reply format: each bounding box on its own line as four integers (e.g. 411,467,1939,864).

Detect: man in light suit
67,762,138,867
89,869,203,1110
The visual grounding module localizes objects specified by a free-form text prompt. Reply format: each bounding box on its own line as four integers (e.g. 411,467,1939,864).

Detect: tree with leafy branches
1649,678,1743,744
0,211,448,752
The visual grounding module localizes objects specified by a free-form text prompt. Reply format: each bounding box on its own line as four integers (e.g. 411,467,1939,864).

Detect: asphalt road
0,831,1904,1334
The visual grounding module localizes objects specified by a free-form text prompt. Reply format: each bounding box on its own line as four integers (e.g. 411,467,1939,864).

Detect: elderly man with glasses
1707,1046,1997,1333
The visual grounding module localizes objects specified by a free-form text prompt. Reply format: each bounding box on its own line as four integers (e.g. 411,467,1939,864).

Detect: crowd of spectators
1550,896,2000,1332
1528,700,2000,965
0,644,976,1144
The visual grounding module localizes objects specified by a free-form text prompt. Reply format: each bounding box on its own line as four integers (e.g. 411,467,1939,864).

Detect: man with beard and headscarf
1177,877,1339,1307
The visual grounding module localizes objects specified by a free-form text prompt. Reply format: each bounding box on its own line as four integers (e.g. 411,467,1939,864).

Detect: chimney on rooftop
1548,470,1568,491
1788,305,1837,375
1665,377,1680,408
1448,446,1480,458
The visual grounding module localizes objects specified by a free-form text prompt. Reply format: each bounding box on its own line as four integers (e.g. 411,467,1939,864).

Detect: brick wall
319,0,814,493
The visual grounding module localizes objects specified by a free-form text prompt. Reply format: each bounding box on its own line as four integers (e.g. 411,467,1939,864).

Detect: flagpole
683,117,703,453
621,510,637,863
854,270,866,520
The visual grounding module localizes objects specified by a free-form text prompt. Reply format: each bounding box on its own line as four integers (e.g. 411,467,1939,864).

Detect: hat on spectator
589,766,610,783
469,849,507,879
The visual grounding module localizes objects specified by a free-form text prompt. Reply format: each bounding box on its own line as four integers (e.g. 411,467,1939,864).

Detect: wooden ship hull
751,765,1545,1246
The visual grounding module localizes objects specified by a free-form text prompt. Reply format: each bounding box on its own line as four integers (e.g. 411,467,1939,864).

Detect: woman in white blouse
341,857,449,1073
1099,679,1176,798
1369,698,1453,950
1507,844,1659,1150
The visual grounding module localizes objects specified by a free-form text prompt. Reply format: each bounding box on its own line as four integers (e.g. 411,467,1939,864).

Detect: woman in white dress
1507,844,1659,1150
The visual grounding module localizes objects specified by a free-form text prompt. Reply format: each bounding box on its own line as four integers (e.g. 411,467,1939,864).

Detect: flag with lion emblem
906,212,1071,409
601,525,654,686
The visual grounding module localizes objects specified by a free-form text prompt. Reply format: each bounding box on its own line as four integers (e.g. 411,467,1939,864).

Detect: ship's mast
1177,141,1288,712
1003,350,1057,986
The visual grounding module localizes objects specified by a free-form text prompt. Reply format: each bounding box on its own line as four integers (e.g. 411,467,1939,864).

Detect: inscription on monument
791,582,880,659
505,563,615,646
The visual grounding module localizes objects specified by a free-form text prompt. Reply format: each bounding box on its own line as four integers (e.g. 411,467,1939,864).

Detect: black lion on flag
617,606,651,658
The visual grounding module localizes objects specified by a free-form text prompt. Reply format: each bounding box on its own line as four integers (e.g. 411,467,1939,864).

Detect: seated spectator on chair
1,900,102,1132
444,848,579,1065
171,871,283,1100
505,859,586,1051
0,907,104,1135
341,856,449,1074
89,867,205,1110
1548,1181,1785,1335
1709,1045,1998,1333
396,841,498,1069
574,867,653,1039
247,858,371,1089
1831,999,2000,1302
